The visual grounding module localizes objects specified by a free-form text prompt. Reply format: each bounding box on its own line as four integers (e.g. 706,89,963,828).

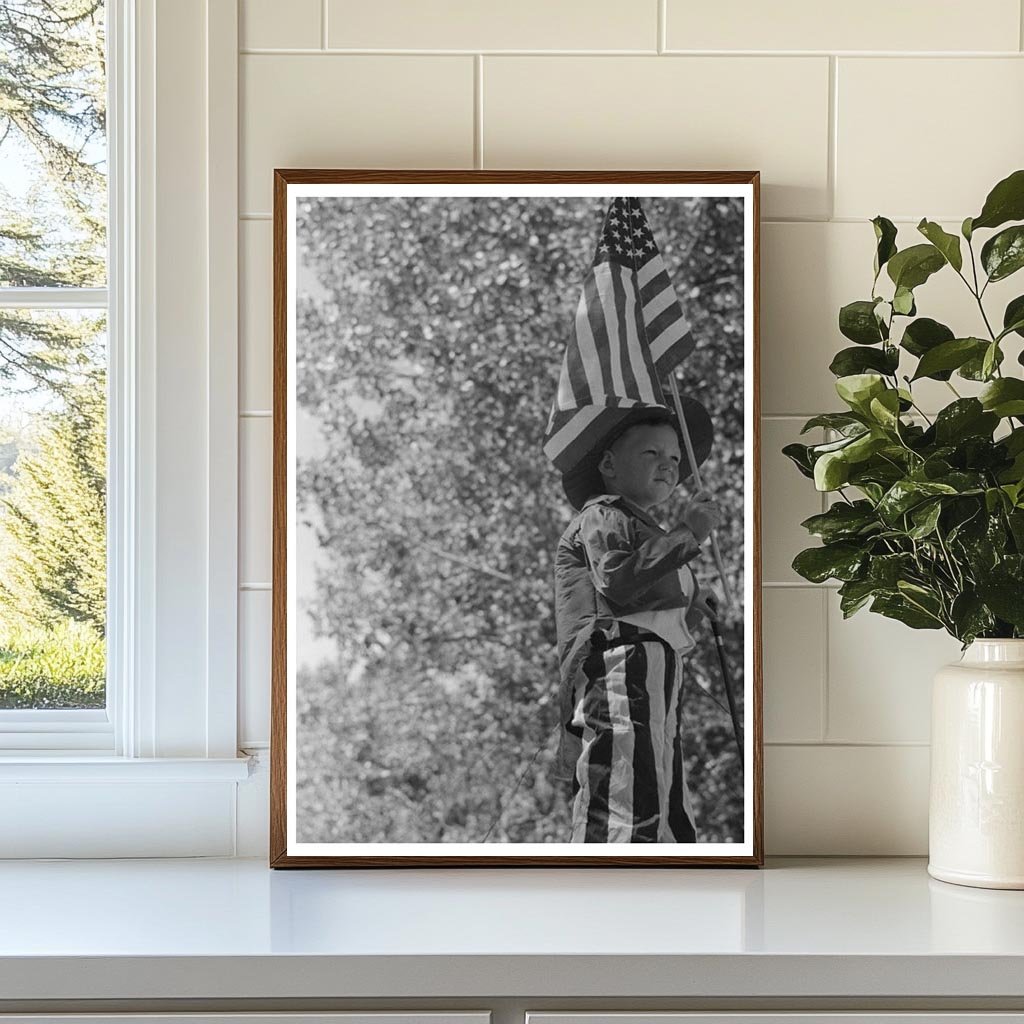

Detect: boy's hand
680,490,724,544
687,585,721,628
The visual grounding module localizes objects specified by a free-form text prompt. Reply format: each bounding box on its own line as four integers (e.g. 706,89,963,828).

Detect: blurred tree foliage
0,0,106,395
294,196,745,844
0,370,105,633
0,0,107,708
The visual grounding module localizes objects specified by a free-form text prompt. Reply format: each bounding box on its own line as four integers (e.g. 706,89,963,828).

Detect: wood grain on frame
270,169,762,868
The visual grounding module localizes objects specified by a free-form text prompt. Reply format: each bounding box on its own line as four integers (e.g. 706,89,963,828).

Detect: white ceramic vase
929,639,1024,889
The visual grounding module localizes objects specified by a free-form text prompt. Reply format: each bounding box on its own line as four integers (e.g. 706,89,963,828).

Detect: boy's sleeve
578,503,700,611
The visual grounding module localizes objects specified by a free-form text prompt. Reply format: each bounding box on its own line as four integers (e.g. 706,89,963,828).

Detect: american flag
542,197,697,474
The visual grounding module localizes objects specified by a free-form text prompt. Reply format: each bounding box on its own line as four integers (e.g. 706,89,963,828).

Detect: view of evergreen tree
0,0,106,708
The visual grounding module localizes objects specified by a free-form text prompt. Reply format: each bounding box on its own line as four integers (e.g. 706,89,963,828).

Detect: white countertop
2,857,1024,1001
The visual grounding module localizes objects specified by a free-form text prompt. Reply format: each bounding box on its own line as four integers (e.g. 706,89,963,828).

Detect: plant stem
935,529,965,591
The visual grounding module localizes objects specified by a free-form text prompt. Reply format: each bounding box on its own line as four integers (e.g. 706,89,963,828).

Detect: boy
553,408,723,843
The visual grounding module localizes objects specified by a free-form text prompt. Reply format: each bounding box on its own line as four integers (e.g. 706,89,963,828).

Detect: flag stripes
543,198,697,474
569,624,697,843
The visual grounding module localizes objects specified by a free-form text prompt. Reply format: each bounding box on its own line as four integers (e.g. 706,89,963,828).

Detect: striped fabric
543,197,697,474
568,622,697,844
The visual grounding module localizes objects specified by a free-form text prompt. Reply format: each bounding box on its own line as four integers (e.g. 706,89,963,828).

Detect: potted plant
785,169,1024,889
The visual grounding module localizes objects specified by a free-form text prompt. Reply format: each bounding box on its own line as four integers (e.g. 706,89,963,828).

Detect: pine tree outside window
0,1,110,743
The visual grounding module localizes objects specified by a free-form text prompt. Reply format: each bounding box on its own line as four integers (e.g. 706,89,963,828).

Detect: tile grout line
827,55,838,221
1020,0,1024,52
237,47,1024,57
766,741,931,748
474,55,484,170
321,0,328,50
820,431,831,741
820,587,830,743
657,0,666,54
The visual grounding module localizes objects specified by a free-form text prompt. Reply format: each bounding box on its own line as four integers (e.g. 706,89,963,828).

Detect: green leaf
900,319,955,374
1006,427,1024,456
976,577,1024,629
950,592,996,644
782,442,815,479
981,341,1000,381
911,337,988,381
792,542,866,584
839,299,887,345
872,216,898,278
1008,508,1024,548
985,487,1008,514
800,413,865,435
1002,295,1024,340
814,450,851,491
960,344,1004,381
979,378,1024,418
932,470,987,493
838,579,879,617
933,399,999,445
835,373,886,413
892,286,916,316
871,594,943,630
800,500,879,543
868,552,915,587
868,389,902,430
856,482,885,503
810,433,866,456
886,243,946,291
828,345,899,378
877,479,958,524
917,219,963,272
962,216,974,241
908,500,943,539
981,225,1024,283
970,168,1024,232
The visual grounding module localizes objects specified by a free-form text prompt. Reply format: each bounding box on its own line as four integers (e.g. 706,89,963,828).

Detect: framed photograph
270,170,762,867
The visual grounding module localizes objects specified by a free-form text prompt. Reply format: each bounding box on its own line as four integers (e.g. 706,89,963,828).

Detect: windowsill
0,857,1023,1004
0,754,253,781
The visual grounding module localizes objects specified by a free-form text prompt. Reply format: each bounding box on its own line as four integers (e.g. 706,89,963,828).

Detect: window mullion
0,287,108,310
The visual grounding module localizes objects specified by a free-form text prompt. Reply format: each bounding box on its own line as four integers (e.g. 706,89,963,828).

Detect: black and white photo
271,171,762,866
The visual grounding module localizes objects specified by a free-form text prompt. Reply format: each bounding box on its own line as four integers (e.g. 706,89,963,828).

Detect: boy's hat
560,397,714,511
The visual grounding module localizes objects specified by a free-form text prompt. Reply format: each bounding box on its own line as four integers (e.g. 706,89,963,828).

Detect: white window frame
0,0,249,857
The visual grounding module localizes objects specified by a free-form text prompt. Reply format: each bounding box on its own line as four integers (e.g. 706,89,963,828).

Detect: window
0,0,111,748
0,0,246,856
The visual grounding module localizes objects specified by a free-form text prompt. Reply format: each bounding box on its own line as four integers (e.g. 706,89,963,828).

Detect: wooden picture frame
271,170,762,867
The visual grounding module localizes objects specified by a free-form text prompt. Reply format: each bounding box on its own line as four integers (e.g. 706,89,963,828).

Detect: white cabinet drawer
528,1015,1024,1024
0,1015,489,1024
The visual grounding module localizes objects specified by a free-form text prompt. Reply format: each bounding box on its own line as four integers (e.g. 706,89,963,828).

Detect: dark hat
560,397,714,511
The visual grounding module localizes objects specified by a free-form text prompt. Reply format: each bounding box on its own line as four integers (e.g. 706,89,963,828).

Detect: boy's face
598,422,681,511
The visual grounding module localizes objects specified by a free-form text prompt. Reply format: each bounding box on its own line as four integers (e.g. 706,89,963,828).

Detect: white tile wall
826,601,962,744
665,0,1021,53
236,1,1024,854
240,219,272,411
835,58,1024,220
763,588,825,744
239,590,272,748
241,0,321,50
483,56,831,220
240,417,272,587
326,0,658,51
240,54,474,213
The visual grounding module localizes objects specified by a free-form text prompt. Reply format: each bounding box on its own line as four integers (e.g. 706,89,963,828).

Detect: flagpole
666,371,734,609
